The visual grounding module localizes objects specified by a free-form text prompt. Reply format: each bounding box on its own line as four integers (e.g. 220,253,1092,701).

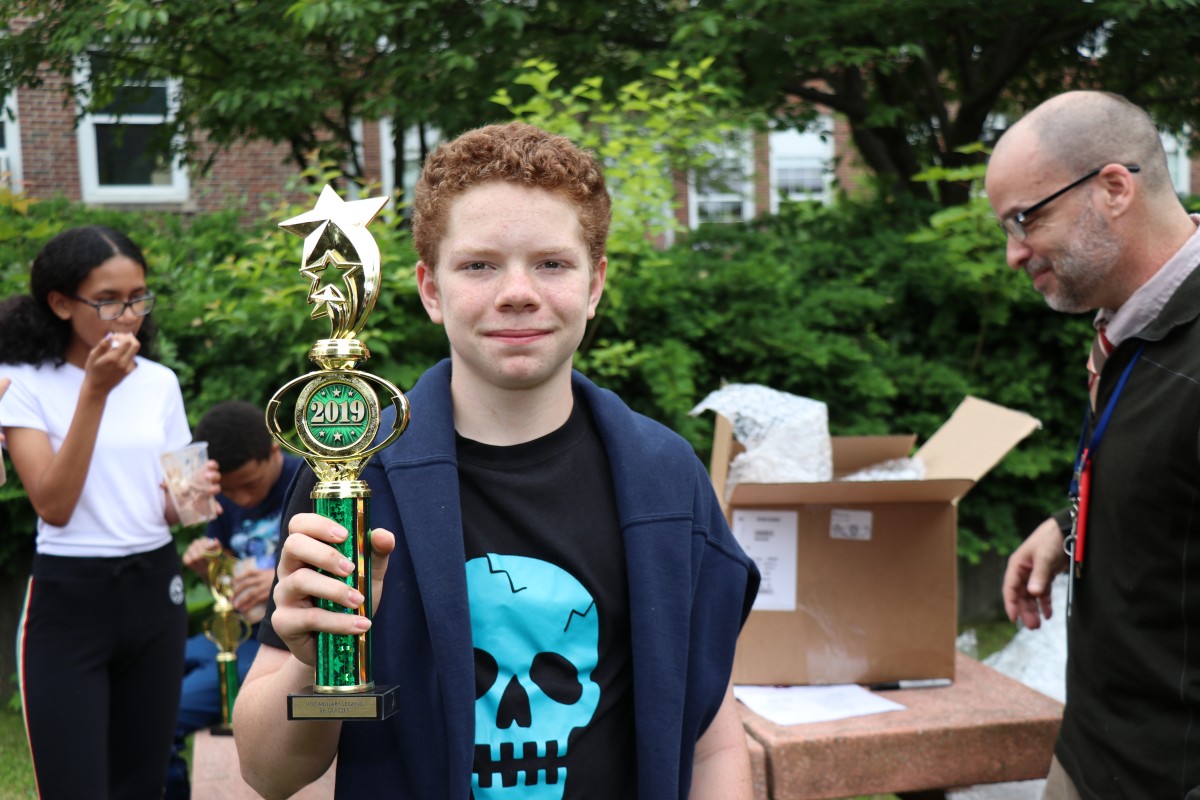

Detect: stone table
739,652,1062,800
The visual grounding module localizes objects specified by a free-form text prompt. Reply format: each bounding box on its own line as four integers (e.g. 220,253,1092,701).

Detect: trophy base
287,685,400,721
209,723,234,737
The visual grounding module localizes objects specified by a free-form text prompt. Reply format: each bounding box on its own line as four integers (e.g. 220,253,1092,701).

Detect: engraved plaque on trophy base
287,685,401,720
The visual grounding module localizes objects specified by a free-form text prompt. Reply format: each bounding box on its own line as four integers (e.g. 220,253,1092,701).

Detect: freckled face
416,183,606,394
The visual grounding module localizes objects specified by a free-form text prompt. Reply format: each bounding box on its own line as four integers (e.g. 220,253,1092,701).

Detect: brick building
0,40,859,231
2,72,1193,229
1,75,306,222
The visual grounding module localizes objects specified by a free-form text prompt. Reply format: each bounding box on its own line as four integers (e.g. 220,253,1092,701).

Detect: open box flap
916,396,1041,483
831,435,917,476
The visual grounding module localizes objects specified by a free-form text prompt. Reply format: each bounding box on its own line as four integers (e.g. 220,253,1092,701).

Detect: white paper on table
733,683,906,726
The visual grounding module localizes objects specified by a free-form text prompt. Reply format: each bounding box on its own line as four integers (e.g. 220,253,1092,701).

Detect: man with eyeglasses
986,91,1200,799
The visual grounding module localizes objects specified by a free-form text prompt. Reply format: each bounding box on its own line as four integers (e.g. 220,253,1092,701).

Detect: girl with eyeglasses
0,225,219,799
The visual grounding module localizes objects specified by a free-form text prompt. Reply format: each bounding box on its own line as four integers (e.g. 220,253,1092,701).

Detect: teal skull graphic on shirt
467,554,600,800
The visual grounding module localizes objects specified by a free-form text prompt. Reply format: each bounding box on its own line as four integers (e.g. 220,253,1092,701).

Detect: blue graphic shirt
206,454,303,567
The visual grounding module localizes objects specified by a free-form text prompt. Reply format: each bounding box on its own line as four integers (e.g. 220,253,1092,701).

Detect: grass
0,707,191,799
0,709,34,800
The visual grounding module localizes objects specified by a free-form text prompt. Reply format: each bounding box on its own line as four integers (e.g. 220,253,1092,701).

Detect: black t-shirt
458,399,636,799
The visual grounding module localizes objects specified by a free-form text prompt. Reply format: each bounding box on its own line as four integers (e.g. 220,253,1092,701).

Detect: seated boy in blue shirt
165,400,302,800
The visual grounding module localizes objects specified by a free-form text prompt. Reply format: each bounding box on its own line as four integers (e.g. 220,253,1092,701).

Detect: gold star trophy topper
267,186,410,720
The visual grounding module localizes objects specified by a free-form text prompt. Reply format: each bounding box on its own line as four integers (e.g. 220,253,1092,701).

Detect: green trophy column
217,652,239,732
312,488,372,692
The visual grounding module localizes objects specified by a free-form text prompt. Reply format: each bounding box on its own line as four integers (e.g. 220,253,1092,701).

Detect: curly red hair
412,122,611,269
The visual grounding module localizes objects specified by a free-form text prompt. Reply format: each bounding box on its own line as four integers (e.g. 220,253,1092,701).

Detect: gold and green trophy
203,553,252,735
267,186,410,721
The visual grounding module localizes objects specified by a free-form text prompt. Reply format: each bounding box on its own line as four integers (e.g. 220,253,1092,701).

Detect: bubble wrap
841,456,925,482
691,384,833,498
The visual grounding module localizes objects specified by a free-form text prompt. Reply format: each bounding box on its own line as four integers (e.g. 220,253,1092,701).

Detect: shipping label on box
731,510,798,612
830,508,872,541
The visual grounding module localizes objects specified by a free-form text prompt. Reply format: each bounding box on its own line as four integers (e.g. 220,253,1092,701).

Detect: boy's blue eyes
462,261,566,270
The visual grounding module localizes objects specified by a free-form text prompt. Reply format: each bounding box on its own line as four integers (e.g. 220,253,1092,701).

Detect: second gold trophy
267,186,410,720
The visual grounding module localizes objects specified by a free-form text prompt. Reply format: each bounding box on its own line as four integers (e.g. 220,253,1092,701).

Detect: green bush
0,167,1093,572
0,180,446,575
582,195,1092,562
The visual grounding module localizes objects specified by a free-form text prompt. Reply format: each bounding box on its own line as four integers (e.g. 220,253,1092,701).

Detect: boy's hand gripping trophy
203,553,251,735
267,186,410,720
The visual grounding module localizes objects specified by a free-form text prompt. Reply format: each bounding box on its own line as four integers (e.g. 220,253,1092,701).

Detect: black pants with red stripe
20,542,188,800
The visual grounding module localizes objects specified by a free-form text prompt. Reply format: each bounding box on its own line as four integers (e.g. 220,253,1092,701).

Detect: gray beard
1037,207,1120,313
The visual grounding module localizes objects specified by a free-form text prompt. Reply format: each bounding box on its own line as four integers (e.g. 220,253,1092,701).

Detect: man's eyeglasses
1000,164,1141,242
70,293,156,321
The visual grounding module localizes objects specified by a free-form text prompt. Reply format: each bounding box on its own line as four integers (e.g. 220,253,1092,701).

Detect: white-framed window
74,52,188,204
0,92,23,192
768,119,833,210
688,132,755,227
1161,130,1191,196
378,118,440,213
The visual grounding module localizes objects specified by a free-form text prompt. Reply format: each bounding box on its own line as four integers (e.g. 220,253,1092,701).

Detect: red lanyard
1066,342,1145,576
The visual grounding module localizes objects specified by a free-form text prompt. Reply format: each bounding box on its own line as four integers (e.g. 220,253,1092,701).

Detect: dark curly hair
193,401,274,473
0,225,157,366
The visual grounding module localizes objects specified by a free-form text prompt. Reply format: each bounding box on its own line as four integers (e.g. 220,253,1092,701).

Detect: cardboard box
710,396,1040,686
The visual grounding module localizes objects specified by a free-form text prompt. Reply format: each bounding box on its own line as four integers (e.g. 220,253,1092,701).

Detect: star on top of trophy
279,186,389,323
279,185,388,244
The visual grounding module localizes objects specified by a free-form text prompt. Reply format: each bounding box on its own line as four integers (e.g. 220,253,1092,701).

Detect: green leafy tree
7,1,1200,207
0,0,678,190
494,58,746,260
0,0,482,184
0,171,445,576
670,0,1200,204
580,188,1091,562
492,57,756,381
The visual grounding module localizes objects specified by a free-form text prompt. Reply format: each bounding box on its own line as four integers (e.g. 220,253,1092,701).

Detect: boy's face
219,445,284,509
416,182,606,394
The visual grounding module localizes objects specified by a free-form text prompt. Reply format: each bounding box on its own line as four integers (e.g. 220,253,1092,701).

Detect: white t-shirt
0,358,192,557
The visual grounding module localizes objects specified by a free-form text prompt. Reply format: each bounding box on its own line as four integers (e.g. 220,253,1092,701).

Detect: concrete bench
738,651,1063,799
191,729,336,799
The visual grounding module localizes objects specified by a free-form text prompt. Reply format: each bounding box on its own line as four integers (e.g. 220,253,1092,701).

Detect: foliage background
585,192,1094,562
0,54,1121,595
7,0,1200,205
0,177,1096,576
